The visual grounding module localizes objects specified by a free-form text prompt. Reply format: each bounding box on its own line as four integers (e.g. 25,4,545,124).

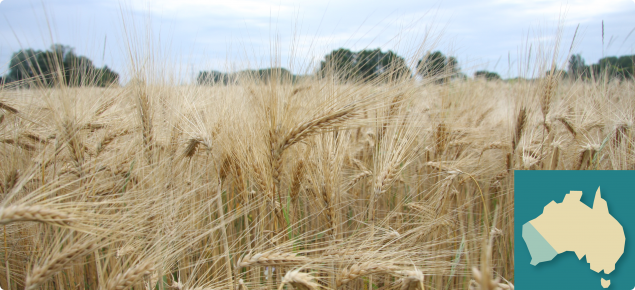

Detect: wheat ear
336,262,396,286
94,98,116,117
556,117,577,137
0,205,73,226
396,270,424,290
278,269,319,290
512,108,527,151
26,239,101,290
550,145,560,170
0,138,36,151
434,123,449,155
237,252,308,268
475,108,494,127
320,186,336,237
289,160,305,202
540,75,555,118
374,155,403,196
0,101,19,114
279,105,357,152
183,137,211,158
613,124,628,147
271,106,357,181
348,170,372,188
481,142,511,155
106,260,154,290
96,129,131,155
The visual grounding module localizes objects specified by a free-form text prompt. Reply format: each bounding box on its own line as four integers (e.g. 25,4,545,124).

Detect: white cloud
121,0,299,19
487,0,632,23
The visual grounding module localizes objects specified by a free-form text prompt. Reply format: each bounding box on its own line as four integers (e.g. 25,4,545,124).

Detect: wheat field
0,60,633,290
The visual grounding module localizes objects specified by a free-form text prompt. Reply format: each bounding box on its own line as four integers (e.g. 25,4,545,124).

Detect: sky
0,0,634,83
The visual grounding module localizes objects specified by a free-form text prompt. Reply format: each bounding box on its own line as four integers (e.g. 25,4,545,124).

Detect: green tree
7,48,51,84
568,54,589,80
616,55,635,78
319,48,411,82
447,56,459,74
378,51,411,81
5,44,118,87
320,48,356,80
416,51,460,83
94,66,119,87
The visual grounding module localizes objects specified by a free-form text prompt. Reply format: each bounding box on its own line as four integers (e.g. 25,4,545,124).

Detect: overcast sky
1,0,634,82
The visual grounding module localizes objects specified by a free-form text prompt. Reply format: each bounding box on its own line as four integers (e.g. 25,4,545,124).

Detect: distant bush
197,70,231,85
474,70,501,81
545,69,568,79
197,68,298,85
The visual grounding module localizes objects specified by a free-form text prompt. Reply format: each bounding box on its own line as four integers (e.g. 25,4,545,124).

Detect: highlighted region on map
522,187,625,288
522,222,558,265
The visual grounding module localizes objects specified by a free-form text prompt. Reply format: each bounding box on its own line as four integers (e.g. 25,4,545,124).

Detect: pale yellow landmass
601,278,610,288
529,187,625,274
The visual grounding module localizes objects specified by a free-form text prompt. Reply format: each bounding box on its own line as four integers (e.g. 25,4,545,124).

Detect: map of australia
522,187,625,288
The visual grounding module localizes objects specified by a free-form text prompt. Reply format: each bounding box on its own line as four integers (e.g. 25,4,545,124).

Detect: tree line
197,48,635,85
199,49,473,85
1,44,119,87
3,45,630,87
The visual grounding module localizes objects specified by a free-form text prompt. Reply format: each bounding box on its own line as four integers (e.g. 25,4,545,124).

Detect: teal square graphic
515,170,635,289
